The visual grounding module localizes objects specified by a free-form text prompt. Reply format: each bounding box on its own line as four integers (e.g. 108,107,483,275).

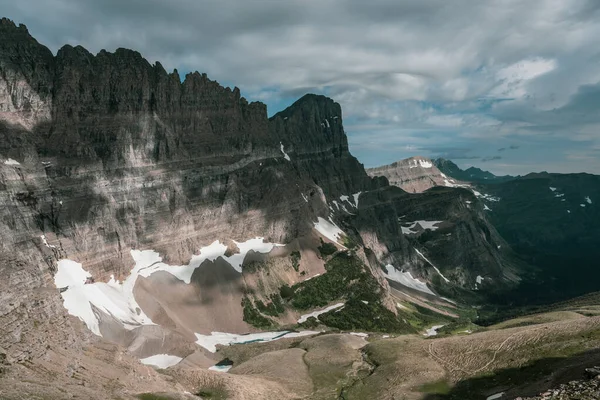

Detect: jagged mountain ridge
434,157,516,183
0,17,524,399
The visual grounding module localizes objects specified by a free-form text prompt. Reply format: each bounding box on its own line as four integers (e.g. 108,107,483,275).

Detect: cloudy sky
5,0,600,174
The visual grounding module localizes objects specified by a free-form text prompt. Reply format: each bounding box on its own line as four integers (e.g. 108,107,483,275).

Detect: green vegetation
279,284,294,299
289,252,378,310
299,316,319,329
241,297,273,328
341,235,358,249
319,298,416,333
418,379,452,394
290,251,301,272
255,294,285,317
436,318,481,335
243,260,266,273
287,252,418,332
396,308,447,331
318,238,337,257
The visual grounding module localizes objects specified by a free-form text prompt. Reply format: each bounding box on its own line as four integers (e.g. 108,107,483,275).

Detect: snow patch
581,204,586,207
555,193,564,198
195,331,319,353
585,196,592,204
54,259,155,336
279,142,291,161
483,204,492,211
401,220,443,235
324,119,330,128
424,325,445,337
41,234,56,249
549,187,557,192
298,303,345,323
55,238,283,336
414,248,450,283
384,265,435,295
408,159,433,169
473,190,501,202
3,158,20,166
487,393,505,400
314,217,345,245
132,237,283,278
349,332,369,338
353,192,362,208
140,354,183,369
303,273,321,282
476,275,484,284
301,193,309,203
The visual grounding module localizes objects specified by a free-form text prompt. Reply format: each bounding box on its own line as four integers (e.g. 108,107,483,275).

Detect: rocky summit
366,156,468,193
1,16,600,400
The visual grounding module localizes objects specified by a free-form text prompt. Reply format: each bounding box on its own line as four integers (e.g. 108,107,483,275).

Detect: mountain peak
367,156,461,193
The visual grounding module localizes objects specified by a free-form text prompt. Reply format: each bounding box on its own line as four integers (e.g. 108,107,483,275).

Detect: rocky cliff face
0,17,525,398
366,156,465,193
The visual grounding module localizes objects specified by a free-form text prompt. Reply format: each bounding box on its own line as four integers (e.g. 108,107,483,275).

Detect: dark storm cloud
4,0,600,174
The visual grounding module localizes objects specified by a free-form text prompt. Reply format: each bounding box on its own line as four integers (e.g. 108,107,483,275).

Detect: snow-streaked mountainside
2,17,599,400
367,156,468,193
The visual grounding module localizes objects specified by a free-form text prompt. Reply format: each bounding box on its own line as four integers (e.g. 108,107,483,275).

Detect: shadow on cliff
422,348,600,400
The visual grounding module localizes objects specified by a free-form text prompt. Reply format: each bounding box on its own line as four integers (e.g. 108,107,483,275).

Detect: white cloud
4,0,600,174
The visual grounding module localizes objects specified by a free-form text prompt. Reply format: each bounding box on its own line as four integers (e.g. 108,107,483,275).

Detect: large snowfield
53,237,284,336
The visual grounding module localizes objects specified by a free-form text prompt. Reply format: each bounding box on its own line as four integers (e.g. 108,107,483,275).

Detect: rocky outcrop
366,156,464,193
518,372,600,400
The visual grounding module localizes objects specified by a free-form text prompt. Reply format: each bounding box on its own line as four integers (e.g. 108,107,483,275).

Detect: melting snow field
314,217,345,245
132,237,283,278
54,237,283,336
54,259,155,336
194,330,319,353
297,303,345,323
401,220,443,235
384,265,435,295
3,158,21,166
279,142,291,161
424,325,445,337
140,354,183,369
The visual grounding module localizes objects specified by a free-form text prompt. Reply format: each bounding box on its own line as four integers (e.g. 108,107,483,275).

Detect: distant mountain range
434,158,517,183
369,155,600,308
